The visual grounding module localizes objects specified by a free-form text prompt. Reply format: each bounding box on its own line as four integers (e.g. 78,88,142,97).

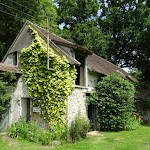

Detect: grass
54,125,150,150
1,125,150,150
0,134,53,150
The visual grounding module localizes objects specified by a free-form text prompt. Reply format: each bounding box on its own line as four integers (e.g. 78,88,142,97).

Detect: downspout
71,48,75,69
84,55,88,87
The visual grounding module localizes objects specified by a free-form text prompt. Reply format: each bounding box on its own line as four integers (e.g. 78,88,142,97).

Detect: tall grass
7,118,68,145
69,113,90,143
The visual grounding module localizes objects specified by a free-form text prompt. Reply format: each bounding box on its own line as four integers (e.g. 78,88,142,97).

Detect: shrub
7,118,69,145
0,71,17,120
69,113,90,143
87,74,136,131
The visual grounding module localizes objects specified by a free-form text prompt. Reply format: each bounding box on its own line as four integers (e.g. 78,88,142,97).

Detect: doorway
88,103,99,130
21,98,30,122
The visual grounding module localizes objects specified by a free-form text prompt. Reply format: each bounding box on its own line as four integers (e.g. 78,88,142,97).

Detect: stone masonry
66,87,88,126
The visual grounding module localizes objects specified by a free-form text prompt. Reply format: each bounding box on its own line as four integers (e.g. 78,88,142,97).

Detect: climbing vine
20,26,76,128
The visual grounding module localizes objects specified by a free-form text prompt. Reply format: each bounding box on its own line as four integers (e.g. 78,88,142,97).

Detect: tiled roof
0,63,20,73
87,54,138,82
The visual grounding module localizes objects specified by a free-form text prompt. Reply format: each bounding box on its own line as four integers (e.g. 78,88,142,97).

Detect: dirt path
1,134,20,147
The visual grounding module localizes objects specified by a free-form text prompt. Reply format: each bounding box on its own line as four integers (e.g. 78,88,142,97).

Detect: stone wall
31,112,49,129
136,84,150,124
66,86,88,126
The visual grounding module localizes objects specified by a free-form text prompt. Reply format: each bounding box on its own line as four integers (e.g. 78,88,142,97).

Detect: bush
124,111,143,130
7,118,69,145
0,71,17,120
87,74,136,131
69,113,90,143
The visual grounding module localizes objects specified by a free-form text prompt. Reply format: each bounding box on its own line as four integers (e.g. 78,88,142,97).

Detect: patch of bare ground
114,138,124,141
87,131,104,142
1,134,20,147
87,130,104,136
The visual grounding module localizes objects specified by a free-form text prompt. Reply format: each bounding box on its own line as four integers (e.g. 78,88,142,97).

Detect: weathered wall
9,25,34,54
67,87,88,126
10,76,30,125
4,53,13,65
0,76,30,132
31,112,49,129
0,109,10,132
57,45,72,56
88,70,99,88
136,84,150,124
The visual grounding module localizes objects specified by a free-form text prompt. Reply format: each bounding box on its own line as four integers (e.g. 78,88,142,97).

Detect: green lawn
1,125,150,150
54,125,150,150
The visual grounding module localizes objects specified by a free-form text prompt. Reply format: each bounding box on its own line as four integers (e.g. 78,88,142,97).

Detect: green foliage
56,0,99,28
87,74,135,131
0,0,58,61
69,113,90,143
129,68,142,81
7,118,69,145
56,0,107,58
3,125,150,150
56,0,150,80
98,0,150,80
124,111,143,130
59,20,108,58
20,26,76,129
0,71,17,118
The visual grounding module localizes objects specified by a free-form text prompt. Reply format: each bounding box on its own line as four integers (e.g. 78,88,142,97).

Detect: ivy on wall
20,26,76,128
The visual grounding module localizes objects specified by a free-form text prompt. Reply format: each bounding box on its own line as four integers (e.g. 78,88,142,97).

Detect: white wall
88,70,99,88
57,45,72,56
4,54,13,65
9,25,34,54
10,76,30,125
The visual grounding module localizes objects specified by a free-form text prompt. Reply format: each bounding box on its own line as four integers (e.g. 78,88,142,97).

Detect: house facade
0,21,136,132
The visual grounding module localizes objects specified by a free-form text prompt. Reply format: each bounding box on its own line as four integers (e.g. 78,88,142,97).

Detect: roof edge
27,21,81,66
2,21,29,63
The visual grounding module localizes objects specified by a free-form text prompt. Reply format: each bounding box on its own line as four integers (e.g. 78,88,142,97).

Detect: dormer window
13,51,17,66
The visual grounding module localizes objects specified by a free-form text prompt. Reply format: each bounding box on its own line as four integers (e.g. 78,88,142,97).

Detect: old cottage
0,21,136,132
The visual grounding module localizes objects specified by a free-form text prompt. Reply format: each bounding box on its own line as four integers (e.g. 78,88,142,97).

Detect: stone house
0,20,136,132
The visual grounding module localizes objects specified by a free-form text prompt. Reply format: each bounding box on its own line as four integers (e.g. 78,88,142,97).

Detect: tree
56,0,108,57
98,0,150,80
87,74,135,131
59,20,108,58
56,0,99,29
0,0,58,61
136,17,150,80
